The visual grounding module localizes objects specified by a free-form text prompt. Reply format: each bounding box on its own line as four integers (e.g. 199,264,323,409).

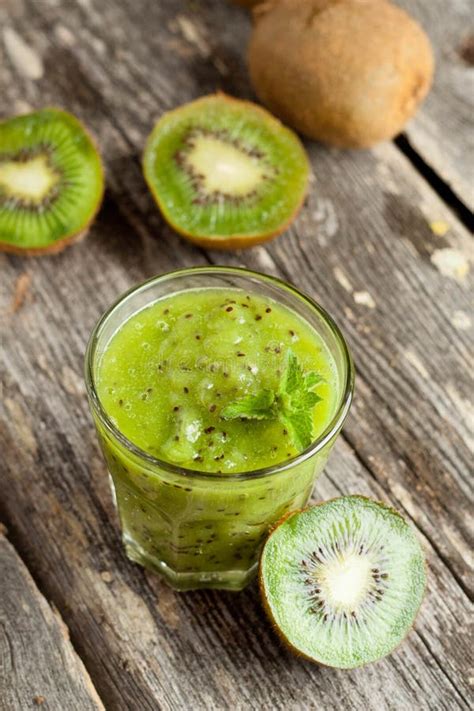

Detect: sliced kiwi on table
143,93,309,249
0,108,104,255
260,496,426,669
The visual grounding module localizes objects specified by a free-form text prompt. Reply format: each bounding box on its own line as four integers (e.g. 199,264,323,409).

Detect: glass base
124,536,258,591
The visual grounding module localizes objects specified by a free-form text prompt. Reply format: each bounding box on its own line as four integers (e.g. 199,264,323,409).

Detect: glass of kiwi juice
85,267,354,591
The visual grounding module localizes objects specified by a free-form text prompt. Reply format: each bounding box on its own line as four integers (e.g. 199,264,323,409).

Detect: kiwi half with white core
0,108,104,254
143,94,309,249
260,496,426,668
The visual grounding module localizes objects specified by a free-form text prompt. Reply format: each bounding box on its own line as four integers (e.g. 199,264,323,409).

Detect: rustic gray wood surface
0,531,103,711
0,1,472,709
396,0,474,210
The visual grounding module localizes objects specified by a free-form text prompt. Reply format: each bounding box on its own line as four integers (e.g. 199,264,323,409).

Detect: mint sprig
220,389,276,420
220,350,323,452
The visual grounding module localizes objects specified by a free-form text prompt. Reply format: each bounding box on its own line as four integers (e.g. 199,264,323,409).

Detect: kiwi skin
258,495,427,669
143,93,309,250
0,108,104,256
232,0,263,7
0,227,88,257
248,0,434,148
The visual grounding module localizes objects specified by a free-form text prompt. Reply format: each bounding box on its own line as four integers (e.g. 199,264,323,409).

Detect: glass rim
85,266,354,481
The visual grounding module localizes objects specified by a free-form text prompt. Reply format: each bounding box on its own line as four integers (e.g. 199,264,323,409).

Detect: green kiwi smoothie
87,270,352,590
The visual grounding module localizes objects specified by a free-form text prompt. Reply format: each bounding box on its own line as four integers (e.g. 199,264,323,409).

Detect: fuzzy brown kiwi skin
248,0,434,148
232,0,265,8
0,109,105,257
258,495,428,669
143,93,309,250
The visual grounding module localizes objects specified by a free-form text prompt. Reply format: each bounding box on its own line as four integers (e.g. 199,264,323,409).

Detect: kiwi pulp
260,496,426,668
0,108,104,254
143,94,309,249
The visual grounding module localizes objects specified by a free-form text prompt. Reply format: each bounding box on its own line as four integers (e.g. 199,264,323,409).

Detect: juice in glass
85,267,353,590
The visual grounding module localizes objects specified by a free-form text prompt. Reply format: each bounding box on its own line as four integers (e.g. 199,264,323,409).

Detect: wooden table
0,1,472,709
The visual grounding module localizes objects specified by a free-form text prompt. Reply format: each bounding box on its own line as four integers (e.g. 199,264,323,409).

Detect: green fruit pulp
0,108,103,250
98,289,338,471
95,287,341,588
260,496,426,667
143,95,309,239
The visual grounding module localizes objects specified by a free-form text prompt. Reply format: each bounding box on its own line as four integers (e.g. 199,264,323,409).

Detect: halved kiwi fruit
143,93,309,249
260,496,426,668
0,108,104,255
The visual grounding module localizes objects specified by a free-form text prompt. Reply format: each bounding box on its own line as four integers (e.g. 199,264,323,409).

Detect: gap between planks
0,530,105,711
1,233,468,711
1,44,466,606
202,244,472,604
21,0,473,238
395,135,474,234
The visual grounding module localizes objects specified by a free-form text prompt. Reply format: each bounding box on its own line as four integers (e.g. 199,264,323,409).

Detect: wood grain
0,0,472,709
395,0,474,210
0,532,104,711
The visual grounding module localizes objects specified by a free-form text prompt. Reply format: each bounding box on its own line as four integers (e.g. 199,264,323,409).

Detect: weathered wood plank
233,0,474,210
0,0,472,709
8,0,469,589
395,0,474,210
213,139,474,596
0,531,104,711
0,360,471,710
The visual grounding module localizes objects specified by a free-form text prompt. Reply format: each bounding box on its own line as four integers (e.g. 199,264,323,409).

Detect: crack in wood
414,629,472,709
203,244,472,604
0,1,471,707
395,135,474,233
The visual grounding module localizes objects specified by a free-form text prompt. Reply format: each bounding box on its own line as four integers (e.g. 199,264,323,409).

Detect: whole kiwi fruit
232,0,264,7
248,0,434,148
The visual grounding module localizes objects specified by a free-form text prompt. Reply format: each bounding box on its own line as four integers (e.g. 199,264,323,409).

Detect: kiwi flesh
248,0,434,148
0,108,104,255
260,496,426,668
142,93,309,249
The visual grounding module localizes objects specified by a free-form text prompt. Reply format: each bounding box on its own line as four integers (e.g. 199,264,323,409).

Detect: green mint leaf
279,350,305,396
304,371,323,389
221,350,323,452
279,350,323,451
221,389,276,420
296,390,323,410
280,410,313,452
